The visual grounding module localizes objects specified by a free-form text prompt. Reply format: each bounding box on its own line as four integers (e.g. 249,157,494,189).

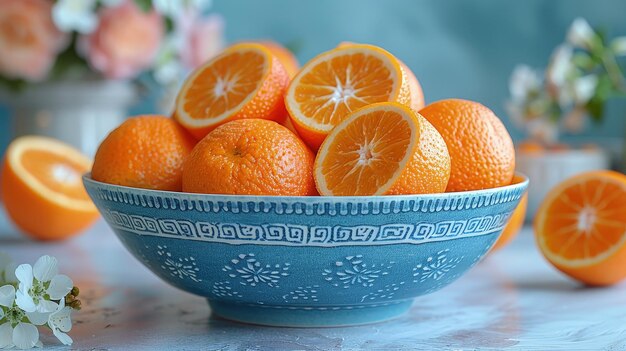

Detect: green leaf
572,52,595,70
48,34,90,79
165,17,174,32
0,76,27,92
586,96,604,123
133,0,152,12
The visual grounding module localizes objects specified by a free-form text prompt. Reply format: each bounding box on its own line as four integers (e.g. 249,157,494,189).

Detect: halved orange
174,42,289,140
1,136,98,240
535,170,626,286
337,41,424,112
314,102,450,196
285,44,412,150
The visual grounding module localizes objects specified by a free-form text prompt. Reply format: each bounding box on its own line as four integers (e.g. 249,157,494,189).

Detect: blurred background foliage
2,0,626,150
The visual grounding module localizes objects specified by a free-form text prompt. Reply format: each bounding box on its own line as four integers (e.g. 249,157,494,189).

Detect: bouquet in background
506,18,626,145
0,0,224,109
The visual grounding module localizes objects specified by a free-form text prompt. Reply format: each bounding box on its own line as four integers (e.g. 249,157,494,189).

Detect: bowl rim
83,172,528,202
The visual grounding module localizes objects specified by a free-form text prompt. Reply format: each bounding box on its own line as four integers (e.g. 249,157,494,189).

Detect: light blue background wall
1,0,625,150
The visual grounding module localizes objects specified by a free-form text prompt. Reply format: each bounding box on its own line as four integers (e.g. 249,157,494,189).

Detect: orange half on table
285,44,414,150
174,42,290,140
1,136,98,240
535,170,626,286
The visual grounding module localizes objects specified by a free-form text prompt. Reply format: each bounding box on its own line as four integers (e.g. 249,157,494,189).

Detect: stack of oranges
4,40,626,288
95,42,516,199
1,41,520,244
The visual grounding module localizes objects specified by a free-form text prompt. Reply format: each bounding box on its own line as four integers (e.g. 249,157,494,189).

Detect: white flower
567,18,596,49
0,285,42,349
52,0,99,34
509,65,542,103
573,75,598,104
153,0,186,17
0,254,16,285
154,36,184,85
546,45,575,107
547,45,574,87
48,299,73,346
15,256,73,314
611,37,626,56
153,0,212,17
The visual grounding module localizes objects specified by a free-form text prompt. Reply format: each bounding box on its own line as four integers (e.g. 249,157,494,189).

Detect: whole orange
183,119,316,196
1,136,98,240
92,115,195,191
419,99,515,192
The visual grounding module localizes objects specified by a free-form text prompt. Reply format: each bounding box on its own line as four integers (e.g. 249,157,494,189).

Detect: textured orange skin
286,44,412,151
183,119,317,196
419,99,515,192
174,44,290,140
92,115,196,191
534,171,626,286
491,194,528,251
386,114,450,195
1,154,98,241
260,41,300,79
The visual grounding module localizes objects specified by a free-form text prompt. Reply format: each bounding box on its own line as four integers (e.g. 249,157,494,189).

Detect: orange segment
21,149,91,202
314,102,450,196
337,41,425,112
174,43,289,139
1,136,98,240
535,170,626,286
285,44,411,150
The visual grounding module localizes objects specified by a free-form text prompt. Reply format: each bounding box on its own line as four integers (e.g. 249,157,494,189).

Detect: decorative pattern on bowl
84,174,528,327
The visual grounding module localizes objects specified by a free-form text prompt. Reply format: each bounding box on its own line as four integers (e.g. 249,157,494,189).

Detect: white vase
516,148,610,221
2,80,135,157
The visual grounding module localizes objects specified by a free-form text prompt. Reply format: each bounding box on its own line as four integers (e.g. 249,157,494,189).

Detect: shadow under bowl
83,174,528,327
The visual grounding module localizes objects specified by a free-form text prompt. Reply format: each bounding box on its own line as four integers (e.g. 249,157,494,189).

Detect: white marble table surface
2,213,626,351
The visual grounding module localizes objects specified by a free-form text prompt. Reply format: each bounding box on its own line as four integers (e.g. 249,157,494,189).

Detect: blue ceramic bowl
83,174,528,327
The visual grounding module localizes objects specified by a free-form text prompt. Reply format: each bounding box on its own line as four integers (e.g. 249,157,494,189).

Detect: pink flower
180,14,225,69
0,0,68,81
80,0,164,79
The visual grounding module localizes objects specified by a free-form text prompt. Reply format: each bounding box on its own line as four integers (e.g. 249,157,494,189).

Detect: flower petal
12,323,39,349
15,289,36,313
33,256,58,282
50,306,73,333
47,275,73,300
25,311,49,326
0,323,13,348
15,264,33,288
52,329,73,346
36,299,58,314
0,285,15,307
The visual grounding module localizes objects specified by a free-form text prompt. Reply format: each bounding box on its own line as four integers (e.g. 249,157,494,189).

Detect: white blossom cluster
506,18,626,144
0,254,80,349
